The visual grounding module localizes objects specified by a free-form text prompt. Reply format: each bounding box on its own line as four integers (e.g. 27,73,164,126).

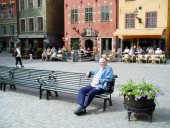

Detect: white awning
113,28,166,37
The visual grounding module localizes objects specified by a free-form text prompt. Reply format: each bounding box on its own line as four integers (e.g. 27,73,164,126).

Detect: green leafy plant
162,57,167,63
119,79,163,103
37,48,43,52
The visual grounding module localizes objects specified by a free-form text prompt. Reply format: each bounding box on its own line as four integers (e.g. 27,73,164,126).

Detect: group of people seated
42,46,66,61
123,46,163,55
122,46,164,63
80,47,92,57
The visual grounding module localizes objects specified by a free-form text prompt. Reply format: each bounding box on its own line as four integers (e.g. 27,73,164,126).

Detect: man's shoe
74,106,86,115
21,65,24,67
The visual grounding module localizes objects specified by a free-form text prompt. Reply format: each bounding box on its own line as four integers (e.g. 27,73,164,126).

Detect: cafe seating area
121,53,166,64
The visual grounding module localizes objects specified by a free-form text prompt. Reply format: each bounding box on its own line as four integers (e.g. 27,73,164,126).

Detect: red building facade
64,0,117,55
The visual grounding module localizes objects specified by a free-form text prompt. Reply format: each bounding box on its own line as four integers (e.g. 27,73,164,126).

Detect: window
85,7,93,22
8,5,14,19
21,19,26,32
100,6,110,21
2,26,6,35
10,25,15,35
28,0,33,9
0,7,5,19
29,18,34,31
37,0,42,7
37,17,43,31
71,9,78,23
146,12,157,28
20,0,25,10
125,13,135,28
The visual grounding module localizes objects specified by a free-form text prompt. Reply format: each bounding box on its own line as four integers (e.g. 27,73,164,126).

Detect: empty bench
1,67,53,92
0,66,14,91
39,70,118,111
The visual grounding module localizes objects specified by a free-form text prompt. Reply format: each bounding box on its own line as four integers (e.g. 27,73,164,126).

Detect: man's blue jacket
89,65,113,90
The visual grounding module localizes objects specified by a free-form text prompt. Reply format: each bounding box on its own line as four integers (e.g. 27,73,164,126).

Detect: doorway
85,39,93,51
101,38,112,54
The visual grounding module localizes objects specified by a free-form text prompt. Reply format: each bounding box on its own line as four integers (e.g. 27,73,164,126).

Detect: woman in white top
123,47,129,54
155,48,162,54
15,45,24,67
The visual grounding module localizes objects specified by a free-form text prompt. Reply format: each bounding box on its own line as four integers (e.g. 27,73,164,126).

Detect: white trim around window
37,16,44,32
28,17,35,32
27,0,34,9
20,18,26,33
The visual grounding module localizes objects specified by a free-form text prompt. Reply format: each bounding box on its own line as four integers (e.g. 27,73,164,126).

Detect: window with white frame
125,13,135,28
100,6,110,21
0,6,5,19
20,0,25,10
10,25,15,35
29,18,34,31
37,17,43,31
28,0,33,9
71,9,78,23
146,12,157,28
8,5,14,19
20,19,26,32
2,26,6,35
37,0,42,7
85,7,93,22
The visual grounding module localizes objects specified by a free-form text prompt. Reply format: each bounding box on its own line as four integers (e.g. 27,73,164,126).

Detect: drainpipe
16,0,19,43
166,0,170,58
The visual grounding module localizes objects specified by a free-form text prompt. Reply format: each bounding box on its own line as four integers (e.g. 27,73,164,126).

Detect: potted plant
162,57,167,64
119,79,163,122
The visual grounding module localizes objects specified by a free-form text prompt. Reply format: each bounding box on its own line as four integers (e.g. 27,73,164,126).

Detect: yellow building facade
114,0,169,57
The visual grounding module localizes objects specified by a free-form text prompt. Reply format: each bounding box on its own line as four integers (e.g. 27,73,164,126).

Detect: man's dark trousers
77,85,104,108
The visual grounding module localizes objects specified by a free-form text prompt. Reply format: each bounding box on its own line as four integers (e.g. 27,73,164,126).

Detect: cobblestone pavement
0,52,170,128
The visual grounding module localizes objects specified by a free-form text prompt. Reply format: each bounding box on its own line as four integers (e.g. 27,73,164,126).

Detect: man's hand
93,79,99,85
85,72,90,78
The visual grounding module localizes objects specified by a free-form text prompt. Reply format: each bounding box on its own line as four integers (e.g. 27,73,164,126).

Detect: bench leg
46,90,49,100
0,83,2,90
3,84,6,92
39,88,42,99
109,94,112,106
9,84,16,90
103,99,107,111
54,91,58,97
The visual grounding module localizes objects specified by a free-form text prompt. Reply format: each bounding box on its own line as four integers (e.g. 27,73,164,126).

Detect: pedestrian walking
15,44,24,67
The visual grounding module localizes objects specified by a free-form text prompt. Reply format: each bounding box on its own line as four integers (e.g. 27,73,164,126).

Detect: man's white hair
99,57,107,63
